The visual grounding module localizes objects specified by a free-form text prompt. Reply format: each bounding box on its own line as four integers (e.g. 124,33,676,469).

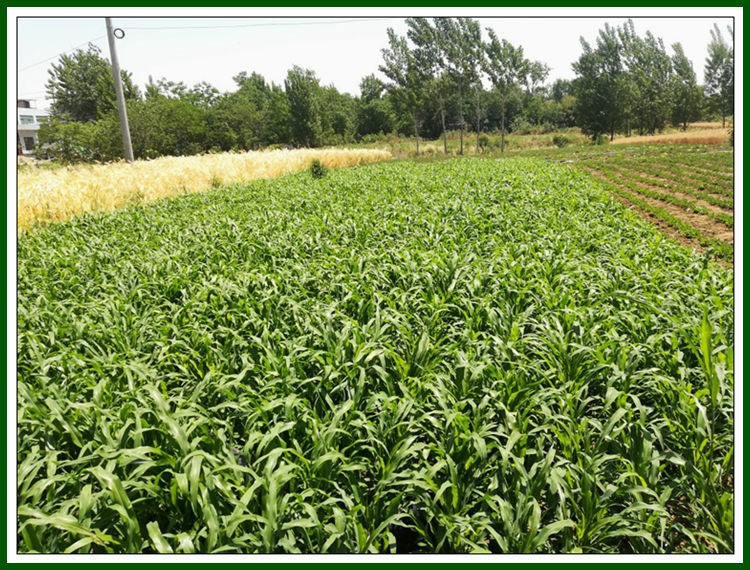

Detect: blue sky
13,8,738,109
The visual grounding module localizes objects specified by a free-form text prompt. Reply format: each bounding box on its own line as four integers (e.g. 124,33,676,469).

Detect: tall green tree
434,18,483,155
204,72,290,151
356,75,395,138
45,44,140,122
483,29,528,152
618,22,673,135
572,24,625,141
406,17,452,154
704,24,734,127
380,28,428,155
284,66,323,147
127,98,207,158
518,60,549,131
145,76,219,109
670,43,702,130
263,84,293,146
320,86,357,144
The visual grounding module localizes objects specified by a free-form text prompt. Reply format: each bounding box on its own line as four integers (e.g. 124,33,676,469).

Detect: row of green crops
599,154,734,201
654,148,733,173
17,158,734,553
573,146,734,262
583,161,733,228
597,161,733,209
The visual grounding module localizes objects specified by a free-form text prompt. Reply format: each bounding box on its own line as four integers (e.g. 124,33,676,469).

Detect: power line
18,35,106,72
17,19,388,73
125,17,390,31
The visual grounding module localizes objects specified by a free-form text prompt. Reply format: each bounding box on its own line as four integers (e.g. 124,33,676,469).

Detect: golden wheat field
17,148,392,231
610,123,731,146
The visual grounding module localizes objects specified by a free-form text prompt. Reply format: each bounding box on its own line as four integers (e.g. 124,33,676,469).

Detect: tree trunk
414,117,420,156
500,103,506,153
458,84,464,155
439,98,448,155
475,88,481,154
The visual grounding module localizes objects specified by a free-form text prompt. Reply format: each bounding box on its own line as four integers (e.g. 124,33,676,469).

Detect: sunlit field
18,158,733,553
612,122,732,145
610,127,730,146
16,148,392,231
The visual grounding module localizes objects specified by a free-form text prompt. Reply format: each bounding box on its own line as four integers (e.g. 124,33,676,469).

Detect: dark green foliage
380,28,429,154
309,158,328,178
37,115,122,163
285,66,324,148
618,22,674,135
39,98,210,163
129,98,207,158
572,23,624,141
670,43,703,130
45,44,140,123
356,97,395,139
35,17,724,165
704,24,734,127
433,18,483,155
483,28,528,152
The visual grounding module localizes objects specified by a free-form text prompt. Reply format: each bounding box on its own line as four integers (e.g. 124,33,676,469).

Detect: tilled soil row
647,165,735,196
604,190,714,259
671,162,734,182
591,163,734,217
583,166,734,248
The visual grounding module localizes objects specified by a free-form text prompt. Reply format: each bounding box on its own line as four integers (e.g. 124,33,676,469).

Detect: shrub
552,134,571,148
592,133,609,146
309,158,328,179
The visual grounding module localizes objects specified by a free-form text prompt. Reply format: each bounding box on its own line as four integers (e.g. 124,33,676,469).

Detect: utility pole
105,17,134,163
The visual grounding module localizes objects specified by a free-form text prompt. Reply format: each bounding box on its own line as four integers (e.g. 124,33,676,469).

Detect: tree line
38,18,734,162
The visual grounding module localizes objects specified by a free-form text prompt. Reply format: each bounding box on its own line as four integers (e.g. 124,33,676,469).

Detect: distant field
352,129,590,157
609,128,730,146
18,158,733,553
350,123,730,157
16,148,391,232
572,145,734,262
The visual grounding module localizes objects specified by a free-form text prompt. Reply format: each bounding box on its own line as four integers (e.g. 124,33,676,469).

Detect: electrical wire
18,35,106,72
125,17,390,31
18,18,389,72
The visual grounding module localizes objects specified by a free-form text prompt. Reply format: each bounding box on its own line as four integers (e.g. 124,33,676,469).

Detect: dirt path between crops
596,165,735,218
582,167,735,248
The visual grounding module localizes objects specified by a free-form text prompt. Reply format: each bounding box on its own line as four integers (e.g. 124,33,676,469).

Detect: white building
17,99,51,154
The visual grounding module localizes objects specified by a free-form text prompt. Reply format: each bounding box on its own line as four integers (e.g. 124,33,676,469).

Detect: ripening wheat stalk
17,147,391,231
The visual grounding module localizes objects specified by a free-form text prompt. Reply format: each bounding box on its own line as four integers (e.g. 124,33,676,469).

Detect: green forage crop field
17,158,734,554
